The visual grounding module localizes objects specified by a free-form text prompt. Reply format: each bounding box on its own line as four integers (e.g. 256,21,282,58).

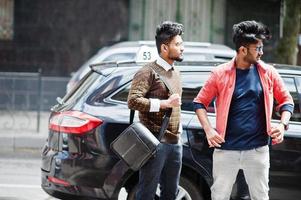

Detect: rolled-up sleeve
280,104,294,115
193,70,218,110
272,67,294,113
193,102,206,111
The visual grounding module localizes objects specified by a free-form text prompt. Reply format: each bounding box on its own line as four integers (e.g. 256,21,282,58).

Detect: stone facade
0,0,129,76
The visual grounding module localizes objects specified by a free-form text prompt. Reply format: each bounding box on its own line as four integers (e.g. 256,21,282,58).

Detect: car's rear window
62,72,105,106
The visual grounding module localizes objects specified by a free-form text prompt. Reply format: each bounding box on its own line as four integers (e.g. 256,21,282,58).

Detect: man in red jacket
194,20,294,200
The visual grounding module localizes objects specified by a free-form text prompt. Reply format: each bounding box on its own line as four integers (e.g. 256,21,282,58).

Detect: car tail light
49,111,103,134
48,176,71,187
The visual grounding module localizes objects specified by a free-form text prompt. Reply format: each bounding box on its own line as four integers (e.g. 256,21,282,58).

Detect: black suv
41,61,301,200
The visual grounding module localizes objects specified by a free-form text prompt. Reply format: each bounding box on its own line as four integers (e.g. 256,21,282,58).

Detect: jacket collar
256,60,268,73
225,57,236,72
225,57,268,73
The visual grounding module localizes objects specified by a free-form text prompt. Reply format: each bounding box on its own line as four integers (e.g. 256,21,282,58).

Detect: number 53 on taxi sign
135,45,158,63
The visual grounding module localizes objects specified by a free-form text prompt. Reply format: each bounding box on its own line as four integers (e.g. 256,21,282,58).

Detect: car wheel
176,176,203,200
126,175,203,200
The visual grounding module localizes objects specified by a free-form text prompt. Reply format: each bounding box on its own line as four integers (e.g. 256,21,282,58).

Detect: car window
110,72,216,113
110,83,131,103
296,77,301,122
103,53,136,62
181,73,215,112
272,77,301,122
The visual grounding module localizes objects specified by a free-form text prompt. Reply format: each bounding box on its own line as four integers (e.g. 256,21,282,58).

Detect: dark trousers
135,142,183,200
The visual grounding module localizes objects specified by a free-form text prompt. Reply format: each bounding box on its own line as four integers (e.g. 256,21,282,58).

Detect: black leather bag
111,121,159,171
111,109,172,171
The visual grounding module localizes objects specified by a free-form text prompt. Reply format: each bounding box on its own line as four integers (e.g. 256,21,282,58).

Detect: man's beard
170,55,183,62
244,54,258,65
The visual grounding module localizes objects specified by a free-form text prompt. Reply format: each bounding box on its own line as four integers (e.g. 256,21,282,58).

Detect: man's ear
239,46,247,55
162,44,168,52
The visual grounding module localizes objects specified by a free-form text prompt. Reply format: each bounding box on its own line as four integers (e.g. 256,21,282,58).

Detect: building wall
297,24,301,66
129,0,226,43
0,0,299,77
0,0,129,76
129,0,285,63
0,0,14,40
225,0,281,62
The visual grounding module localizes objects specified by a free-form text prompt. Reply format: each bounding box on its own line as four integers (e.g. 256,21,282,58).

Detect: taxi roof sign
135,45,158,63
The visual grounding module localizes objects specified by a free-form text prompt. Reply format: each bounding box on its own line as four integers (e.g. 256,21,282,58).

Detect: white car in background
66,40,236,92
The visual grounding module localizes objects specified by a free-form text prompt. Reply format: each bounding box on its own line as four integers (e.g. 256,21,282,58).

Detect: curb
0,134,46,153
0,111,50,154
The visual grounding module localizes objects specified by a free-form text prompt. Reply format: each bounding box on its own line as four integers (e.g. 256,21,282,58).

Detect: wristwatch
279,121,289,130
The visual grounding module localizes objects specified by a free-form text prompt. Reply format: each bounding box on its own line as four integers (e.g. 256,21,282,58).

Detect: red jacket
194,58,294,139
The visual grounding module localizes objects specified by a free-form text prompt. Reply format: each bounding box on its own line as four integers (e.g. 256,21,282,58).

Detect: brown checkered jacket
127,61,182,143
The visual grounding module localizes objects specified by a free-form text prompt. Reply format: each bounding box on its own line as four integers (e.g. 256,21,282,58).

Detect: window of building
0,0,14,40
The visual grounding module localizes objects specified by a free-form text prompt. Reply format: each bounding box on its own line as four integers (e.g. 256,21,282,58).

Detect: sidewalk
0,111,50,154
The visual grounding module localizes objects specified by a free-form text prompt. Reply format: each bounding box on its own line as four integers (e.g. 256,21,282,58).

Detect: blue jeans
135,142,183,200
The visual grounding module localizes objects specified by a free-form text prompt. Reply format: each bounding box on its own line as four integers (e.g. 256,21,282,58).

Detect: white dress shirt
149,56,174,112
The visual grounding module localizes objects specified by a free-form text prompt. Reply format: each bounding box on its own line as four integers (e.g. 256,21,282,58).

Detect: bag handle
130,108,172,141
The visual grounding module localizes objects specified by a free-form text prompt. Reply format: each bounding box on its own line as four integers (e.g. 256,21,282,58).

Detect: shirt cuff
150,98,161,112
280,104,294,115
178,123,183,134
193,102,206,111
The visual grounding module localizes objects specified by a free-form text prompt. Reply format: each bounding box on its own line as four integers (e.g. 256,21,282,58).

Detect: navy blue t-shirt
221,65,268,150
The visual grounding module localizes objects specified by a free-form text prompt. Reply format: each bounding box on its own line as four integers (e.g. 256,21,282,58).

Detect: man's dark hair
232,20,271,51
155,21,184,54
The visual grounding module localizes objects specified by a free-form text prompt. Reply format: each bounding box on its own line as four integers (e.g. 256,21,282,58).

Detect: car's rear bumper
41,146,131,199
41,169,110,199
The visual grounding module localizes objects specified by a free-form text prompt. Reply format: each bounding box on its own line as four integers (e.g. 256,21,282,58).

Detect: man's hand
205,127,225,148
195,108,224,148
270,123,285,144
168,93,181,107
160,93,181,108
